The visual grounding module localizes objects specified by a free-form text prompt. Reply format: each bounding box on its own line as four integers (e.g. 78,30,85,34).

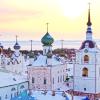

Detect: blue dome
80,40,95,49
14,42,20,50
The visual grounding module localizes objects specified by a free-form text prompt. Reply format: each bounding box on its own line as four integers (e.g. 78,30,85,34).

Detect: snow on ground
31,91,86,100
32,91,65,100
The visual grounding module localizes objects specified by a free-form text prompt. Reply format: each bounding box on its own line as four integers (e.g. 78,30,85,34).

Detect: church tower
41,23,54,56
13,35,21,57
74,4,100,99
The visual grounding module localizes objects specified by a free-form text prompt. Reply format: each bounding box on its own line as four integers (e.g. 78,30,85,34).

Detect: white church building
67,4,100,100
28,24,67,91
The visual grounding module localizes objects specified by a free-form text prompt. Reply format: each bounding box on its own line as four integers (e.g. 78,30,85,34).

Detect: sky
0,0,100,41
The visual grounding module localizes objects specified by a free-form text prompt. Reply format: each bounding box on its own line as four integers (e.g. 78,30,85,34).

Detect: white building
0,36,28,75
28,25,67,91
0,71,28,100
73,4,100,99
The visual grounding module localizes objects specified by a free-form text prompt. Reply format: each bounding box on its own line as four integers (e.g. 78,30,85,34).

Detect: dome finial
46,23,49,33
16,35,18,43
87,2,92,26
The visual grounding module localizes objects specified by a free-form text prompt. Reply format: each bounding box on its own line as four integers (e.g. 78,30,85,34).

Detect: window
5,94,7,99
32,77,35,83
0,96,1,100
84,88,86,91
11,94,12,99
63,75,64,81
60,76,62,82
11,87,16,91
58,76,59,83
44,78,46,84
82,67,88,77
53,78,54,84
84,55,89,63
20,85,25,89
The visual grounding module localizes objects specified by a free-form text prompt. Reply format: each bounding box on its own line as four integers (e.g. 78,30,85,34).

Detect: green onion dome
41,32,54,46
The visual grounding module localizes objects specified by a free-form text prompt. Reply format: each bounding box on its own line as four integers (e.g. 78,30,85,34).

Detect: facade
28,62,66,91
28,26,67,91
73,4,100,99
0,71,28,100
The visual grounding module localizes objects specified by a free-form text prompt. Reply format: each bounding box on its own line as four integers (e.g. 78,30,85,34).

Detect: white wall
0,81,28,100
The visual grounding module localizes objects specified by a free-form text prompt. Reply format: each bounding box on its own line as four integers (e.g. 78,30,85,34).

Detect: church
28,24,67,91
69,4,100,100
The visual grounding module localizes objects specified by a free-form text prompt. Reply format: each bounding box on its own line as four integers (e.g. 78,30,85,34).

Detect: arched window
58,76,59,83
32,77,35,83
82,67,88,77
11,87,16,91
53,78,54,84
44,78,46,84
20,85,24,89
84,55,89,63
5,94,7,99
63,75,64,82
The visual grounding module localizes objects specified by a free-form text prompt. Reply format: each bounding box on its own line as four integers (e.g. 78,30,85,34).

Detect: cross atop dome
46,23,49,33
41,23,54,46
86,3,93,41
87,3,92,26
41,23,54,55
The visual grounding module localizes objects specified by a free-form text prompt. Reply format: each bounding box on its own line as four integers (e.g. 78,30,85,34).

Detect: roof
29,54,63,67
14,42,21,50
80,40,95,49
41,32,54,46
0,71,27,88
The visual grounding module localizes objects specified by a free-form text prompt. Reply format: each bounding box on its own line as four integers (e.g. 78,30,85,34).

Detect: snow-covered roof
0,71,28,88
31,54,63,67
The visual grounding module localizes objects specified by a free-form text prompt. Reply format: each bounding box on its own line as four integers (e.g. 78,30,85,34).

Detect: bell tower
73,4,100,99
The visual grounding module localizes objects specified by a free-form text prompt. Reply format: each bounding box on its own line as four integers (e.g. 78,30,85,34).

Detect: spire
46,23,49,33
86,3,92,40
16,35,18,43
87,3,92,26
14,35,20,50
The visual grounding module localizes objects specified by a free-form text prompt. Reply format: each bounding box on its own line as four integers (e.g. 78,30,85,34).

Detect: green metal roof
41,32,54,46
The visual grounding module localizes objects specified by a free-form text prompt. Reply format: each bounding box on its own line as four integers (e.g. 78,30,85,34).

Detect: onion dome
41,32,54,46
14,42,20,50
13,36,21,50
80,40,95,49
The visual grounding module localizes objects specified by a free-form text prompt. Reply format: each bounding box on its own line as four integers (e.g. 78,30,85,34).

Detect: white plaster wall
28,64,67,91
0,81,28,100
51,64,67,90
28,67,51,90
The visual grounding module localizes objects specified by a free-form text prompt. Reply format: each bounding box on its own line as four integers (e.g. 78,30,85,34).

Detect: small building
0,71,28,100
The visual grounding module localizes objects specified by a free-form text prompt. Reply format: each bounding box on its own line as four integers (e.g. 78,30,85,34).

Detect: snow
31,54,63,67
31,91,86,100
0,71,27,87
32,91,65,100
